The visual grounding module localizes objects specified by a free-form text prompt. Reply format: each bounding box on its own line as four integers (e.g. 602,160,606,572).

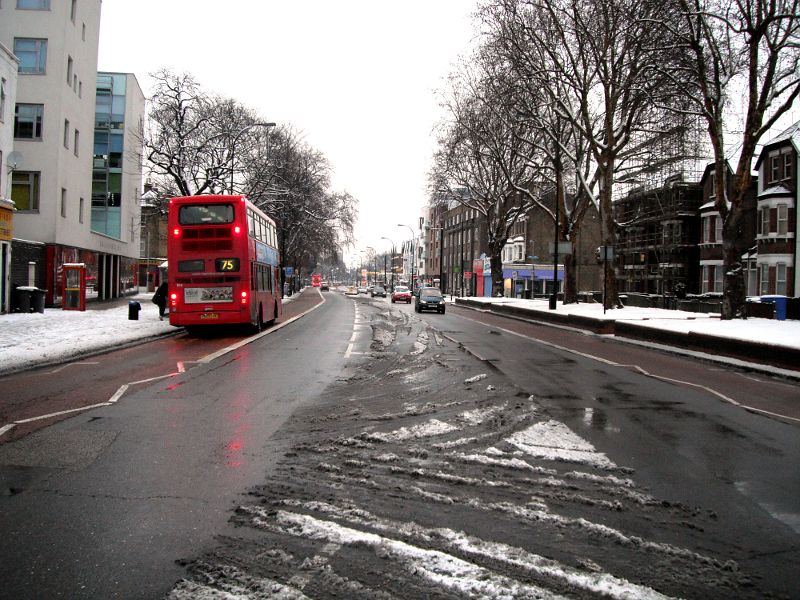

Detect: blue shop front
480,261,564,298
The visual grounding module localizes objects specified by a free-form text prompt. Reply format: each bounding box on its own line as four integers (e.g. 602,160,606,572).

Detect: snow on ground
0,288,298,376
0,291,173,375
462,296,800,350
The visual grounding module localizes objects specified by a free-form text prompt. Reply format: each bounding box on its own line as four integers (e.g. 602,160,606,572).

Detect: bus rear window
178,259,205,272
178,204,235,225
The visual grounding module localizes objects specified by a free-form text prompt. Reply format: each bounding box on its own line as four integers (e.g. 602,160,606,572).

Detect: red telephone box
63,263,86,311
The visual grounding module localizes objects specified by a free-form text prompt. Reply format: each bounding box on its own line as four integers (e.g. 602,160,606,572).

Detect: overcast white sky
97,0,478,268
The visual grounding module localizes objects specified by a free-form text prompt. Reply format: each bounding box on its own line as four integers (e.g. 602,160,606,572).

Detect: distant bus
311,274,322,287
167,195,282,331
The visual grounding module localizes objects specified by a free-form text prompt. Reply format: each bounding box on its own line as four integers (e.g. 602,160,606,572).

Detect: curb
454,297,800,379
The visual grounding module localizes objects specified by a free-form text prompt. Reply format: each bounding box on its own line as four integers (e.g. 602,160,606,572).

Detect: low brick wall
455,297,799,372
614,321,800,371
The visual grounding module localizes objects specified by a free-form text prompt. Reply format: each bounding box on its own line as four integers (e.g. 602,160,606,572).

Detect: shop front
43,245,137,307
0,200,13,314
481,263,565,299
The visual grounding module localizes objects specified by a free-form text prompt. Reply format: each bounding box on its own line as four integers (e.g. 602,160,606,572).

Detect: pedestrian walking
152,281,168,320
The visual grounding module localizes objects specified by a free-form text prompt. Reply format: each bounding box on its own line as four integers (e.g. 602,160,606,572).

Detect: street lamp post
229,121,276,194
381,237,396,290
398,224,415,292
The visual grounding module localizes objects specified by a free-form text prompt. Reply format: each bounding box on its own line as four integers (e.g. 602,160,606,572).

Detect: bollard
128,300,141,320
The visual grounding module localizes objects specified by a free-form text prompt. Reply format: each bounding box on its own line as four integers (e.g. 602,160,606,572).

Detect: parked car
371,285,386,298
345,286,358,295
320,281,330,291
391,285,412,304
415,287,445,314
357,286,368,294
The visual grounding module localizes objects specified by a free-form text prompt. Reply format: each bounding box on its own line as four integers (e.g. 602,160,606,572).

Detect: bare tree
483,0,692,309
144,70,255,197
668,0,800,318
244,126,357,287
479,9,599,303
431,52,541,297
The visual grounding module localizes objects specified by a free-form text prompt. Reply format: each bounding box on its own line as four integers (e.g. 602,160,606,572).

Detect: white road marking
107,384,129,403
0,292,329,438
46,361,100,374
13,402,113,424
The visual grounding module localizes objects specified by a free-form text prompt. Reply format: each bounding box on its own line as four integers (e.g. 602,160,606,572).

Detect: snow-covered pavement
458,296,800,350
0,291,174,376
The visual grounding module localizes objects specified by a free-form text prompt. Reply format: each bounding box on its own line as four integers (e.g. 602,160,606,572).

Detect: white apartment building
0,0,143,308
0,42,19,313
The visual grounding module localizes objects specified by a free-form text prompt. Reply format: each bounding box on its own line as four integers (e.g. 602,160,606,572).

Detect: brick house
698,162,758,295
754,121,798,297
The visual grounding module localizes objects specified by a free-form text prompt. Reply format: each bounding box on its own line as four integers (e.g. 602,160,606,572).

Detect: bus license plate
200,313,219,320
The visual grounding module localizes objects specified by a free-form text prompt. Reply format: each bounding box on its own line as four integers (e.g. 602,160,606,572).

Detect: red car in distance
391,285,412,304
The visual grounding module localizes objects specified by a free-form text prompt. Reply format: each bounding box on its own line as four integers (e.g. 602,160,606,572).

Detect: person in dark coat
152,281,168,320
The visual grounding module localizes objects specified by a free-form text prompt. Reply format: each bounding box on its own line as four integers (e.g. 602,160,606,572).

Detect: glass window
179,204,235,225
777,204,788,235
714,265,723,293
79,197,84,223
178,260,205,273
701,266,709,294
0,78,6,122
703,216,711,242
776,263,787,295
11,171,40,211
61,188,67,218
17,0,50,9
14,38,47,74
760,206,770,236
63,119,69,148
760,265,770,295
714,216,722,243
74,129,79,156
67,56,73,85
783,154,792,180
770,156,780,182
14,103,44,139
70,0,76,21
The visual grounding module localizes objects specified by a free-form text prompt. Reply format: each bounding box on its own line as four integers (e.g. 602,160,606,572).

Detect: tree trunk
599,165,620,309
721,205,747,319
563,241,578,304
489,245,505,297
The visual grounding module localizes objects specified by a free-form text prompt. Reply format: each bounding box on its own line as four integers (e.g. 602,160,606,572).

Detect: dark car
371,285,386,298
415,287,445,314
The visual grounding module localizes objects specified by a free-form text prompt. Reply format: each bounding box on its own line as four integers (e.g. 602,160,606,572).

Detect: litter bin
128,300,141,320
760,295,788,321
15,288,32,312
31,288,46,313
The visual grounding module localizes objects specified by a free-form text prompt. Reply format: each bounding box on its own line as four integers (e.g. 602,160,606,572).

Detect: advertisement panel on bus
167,195,282,330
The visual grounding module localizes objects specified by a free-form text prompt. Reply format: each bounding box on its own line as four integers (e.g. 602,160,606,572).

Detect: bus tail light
172,227,181,237
233,225,242,235
241,291,248,304
170,292,177,307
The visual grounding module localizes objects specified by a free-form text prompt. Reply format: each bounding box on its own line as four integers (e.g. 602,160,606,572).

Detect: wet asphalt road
1,290,798,599
168,293,799,599
0,290,347,599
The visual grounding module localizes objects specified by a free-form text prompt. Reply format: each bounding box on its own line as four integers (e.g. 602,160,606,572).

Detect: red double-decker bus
311,274,321,287
167,195,282,331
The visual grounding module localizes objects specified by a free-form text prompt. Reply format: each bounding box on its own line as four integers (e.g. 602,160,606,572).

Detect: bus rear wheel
254,306,264,333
